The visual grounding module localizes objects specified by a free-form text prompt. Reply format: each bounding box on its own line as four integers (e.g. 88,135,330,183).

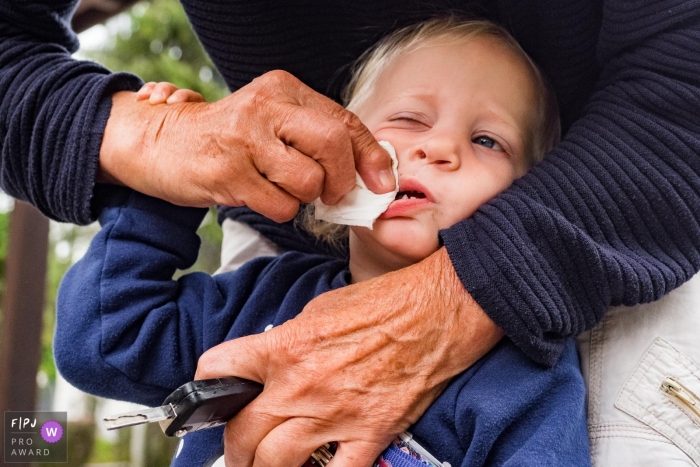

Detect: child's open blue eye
473,135,503,151
473,135,495,148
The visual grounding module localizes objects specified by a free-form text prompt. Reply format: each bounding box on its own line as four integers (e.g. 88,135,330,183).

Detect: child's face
349,36,538,275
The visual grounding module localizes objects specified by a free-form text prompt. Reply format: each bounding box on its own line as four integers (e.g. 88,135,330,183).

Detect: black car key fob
104,376,264,437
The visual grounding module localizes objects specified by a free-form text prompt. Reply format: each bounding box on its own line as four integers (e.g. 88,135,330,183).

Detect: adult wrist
97,90,213,208
98,90,151,186
425,247,503,378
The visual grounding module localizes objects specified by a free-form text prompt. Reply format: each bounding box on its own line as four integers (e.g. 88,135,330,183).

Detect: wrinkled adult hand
195,248,503,467
99,70,395,221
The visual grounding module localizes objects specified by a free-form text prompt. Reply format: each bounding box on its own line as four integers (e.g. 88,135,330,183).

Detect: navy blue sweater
55,189,590,467
3,0,700,365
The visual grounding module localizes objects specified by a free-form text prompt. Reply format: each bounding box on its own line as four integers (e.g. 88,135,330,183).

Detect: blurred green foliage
87,0,229,102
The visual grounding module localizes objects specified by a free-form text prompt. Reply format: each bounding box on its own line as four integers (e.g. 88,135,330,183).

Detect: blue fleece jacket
55,189,589,466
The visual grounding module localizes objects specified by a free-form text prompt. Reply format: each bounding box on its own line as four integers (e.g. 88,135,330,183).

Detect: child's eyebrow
389,87,441,102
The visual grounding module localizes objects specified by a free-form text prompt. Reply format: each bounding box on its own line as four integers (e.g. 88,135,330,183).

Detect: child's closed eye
388,112,430,129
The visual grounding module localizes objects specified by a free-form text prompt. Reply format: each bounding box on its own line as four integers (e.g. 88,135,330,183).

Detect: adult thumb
349,119,396,194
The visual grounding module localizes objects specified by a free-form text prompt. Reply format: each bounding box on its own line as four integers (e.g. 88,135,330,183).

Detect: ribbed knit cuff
79,72,143,225
440,219,565,367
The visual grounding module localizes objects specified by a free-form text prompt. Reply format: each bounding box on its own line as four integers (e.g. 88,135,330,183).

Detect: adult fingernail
379,169,395,189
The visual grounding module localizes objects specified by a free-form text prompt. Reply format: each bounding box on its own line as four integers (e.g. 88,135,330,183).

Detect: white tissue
314,140,399,229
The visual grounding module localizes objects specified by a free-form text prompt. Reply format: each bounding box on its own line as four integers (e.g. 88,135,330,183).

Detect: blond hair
301,16,560,244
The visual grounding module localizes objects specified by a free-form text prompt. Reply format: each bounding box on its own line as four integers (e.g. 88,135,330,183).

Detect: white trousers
577,273,700,466
219,219,700,466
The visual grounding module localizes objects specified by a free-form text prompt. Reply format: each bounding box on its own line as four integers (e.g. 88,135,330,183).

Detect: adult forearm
196,247,503,467
0,0,142,224
98,91,206,194
381,247,503,382
442,0,700,366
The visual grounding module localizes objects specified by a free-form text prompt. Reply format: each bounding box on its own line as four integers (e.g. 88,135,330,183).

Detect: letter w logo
46,428,58,437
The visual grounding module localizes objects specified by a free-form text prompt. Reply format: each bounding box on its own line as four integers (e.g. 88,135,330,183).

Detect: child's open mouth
394,190,427,200
380,183,433,219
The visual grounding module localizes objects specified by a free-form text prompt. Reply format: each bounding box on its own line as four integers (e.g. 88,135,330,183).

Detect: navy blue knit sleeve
0,0,142,224
441,0,700,365
54,189,272,406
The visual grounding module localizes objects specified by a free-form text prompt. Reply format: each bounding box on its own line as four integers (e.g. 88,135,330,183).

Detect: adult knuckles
235,87,300,138
339,109,364,133
235,89,273,123
224,423,254,462
196,348,225,379
320,120,351,152
338,111,383,160
300,295,332,322
361,142,388,168
292,166,324,202
254,437,295,467
233,80,282,118
315,120,354,185
253,70,305,103
264,198,300,223
265,323,308,365
257,69,299,88
224,441,247,465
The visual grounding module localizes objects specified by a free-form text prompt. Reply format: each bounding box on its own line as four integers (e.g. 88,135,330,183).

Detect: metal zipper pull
660,376,700,420
307,444,334,466
398,432,451,467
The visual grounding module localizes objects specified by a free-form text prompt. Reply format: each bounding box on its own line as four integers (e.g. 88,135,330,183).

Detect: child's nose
408,135,462,170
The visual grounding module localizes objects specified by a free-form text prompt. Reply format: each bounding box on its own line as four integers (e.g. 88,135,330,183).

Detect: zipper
660,376,700,421
307,444,333,466
398,432,451,467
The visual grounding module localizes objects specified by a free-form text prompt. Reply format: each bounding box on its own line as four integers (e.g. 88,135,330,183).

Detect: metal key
103,404,175,429
104,377,263,437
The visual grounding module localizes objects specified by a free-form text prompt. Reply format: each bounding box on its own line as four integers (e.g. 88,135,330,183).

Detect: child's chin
364,220,440,261
383,237,440,264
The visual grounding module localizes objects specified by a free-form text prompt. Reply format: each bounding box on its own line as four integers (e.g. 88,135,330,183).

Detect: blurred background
0,0,228,464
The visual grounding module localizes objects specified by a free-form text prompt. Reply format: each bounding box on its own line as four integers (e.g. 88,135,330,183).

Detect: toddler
55,17,588,467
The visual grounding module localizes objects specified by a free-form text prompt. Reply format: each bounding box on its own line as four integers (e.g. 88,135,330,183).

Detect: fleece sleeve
54,188,272,406
441,0,700,365
0,0,142,224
